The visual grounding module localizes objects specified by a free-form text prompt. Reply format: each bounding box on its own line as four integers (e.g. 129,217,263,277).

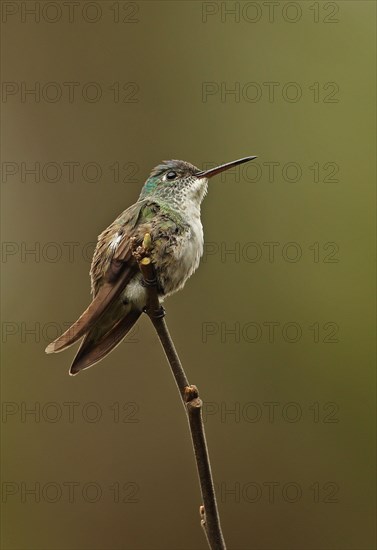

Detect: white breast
124,201,205,306
165,203,204,296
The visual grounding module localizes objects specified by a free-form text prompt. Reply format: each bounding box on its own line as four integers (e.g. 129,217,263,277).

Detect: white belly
166,214,204,295
124,211,204,309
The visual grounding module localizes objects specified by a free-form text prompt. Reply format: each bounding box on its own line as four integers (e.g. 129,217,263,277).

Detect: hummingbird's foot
143,305,165,319
140,274,164,296
141,275,157,288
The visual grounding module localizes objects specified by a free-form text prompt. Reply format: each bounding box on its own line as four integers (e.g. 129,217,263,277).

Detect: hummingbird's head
139,159,206,207
139,156,257,209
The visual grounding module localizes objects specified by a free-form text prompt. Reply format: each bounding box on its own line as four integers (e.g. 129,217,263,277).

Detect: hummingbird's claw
143,305,165,319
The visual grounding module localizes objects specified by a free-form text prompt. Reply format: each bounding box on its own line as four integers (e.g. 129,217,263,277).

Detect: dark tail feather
69,309,141,375
45,265,135,354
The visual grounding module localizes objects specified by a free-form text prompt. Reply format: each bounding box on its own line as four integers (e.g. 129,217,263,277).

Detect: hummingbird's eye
166,171,177,180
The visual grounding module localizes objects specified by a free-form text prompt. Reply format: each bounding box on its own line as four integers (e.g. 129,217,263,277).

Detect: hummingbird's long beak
196,156,257,178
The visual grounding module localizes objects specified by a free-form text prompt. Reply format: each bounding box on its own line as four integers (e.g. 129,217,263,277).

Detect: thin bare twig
132,234,226,550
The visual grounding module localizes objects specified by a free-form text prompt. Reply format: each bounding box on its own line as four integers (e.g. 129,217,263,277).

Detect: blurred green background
1,1,375,549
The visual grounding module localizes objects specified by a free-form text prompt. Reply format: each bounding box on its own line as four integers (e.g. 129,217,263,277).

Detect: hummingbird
45,156,257,375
